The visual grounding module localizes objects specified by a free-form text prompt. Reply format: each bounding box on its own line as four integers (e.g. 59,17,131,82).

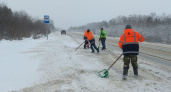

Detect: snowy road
69,32,171,63
0,32,170,92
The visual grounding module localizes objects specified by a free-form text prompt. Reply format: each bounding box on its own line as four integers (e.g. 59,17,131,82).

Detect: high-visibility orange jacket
118,29,145,55
85,31,94,41
84,30,88,37
83,30,88,40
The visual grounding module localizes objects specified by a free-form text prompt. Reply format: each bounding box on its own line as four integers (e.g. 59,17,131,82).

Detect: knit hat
125,25,132,29
87,29,90,33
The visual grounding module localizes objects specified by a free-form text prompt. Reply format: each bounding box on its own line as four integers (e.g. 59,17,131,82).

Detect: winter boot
97,49,99,53
84,45,86,49
133,68,138,78
91,51,94,53
122,75,127,80
122,69,128,80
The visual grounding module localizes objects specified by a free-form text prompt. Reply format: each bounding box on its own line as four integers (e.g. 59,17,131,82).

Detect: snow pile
0,38,46,91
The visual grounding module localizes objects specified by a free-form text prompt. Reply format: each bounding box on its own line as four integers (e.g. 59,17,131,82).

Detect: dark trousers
101,39,106,49
90,39,98,52
84,40,89,48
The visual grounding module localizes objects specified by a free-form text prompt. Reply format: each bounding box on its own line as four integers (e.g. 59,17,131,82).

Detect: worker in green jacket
99,28,106,50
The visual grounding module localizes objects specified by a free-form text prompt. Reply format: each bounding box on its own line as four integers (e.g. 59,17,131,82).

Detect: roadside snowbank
0,38,46,92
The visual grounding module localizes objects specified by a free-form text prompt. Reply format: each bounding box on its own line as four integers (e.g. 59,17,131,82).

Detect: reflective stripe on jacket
118,29,145,55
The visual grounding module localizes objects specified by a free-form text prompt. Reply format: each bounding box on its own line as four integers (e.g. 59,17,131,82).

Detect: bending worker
86,29,99,53
83,30,89,49
99,28,106,50
118,25,145,80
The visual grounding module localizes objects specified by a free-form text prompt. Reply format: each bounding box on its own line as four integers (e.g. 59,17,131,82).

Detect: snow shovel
75,41,85,51
98,53,123,78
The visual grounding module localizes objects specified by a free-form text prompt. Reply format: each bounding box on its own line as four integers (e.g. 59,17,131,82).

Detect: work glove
83,36,87,40
99,38,101,41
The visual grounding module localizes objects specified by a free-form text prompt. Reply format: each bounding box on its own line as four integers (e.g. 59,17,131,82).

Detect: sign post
44,15,50,40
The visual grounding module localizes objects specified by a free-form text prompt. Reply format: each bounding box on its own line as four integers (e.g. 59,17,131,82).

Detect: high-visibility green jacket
100,30,106,38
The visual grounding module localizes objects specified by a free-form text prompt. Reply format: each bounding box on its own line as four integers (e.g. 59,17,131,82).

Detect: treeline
0,4,55,40
69,13,171,44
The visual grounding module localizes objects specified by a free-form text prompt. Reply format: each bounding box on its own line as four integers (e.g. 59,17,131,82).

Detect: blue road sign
44,15,50,23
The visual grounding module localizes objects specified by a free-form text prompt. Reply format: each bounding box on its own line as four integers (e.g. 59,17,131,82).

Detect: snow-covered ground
0,32,170,92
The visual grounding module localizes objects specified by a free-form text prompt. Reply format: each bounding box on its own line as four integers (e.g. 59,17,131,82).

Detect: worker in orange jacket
118,25,145,80
86,29,99,53
83,30,90,49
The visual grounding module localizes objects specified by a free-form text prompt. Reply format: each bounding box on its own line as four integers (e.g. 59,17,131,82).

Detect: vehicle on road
61,30,66,35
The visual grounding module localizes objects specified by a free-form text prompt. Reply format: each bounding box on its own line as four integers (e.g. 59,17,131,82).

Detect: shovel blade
98,69,109,78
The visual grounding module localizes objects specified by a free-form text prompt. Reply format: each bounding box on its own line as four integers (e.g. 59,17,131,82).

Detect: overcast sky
1,0,171,29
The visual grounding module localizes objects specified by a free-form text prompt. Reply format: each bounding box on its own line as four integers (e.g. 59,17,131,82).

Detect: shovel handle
75,41,85,51
107,53,123,70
